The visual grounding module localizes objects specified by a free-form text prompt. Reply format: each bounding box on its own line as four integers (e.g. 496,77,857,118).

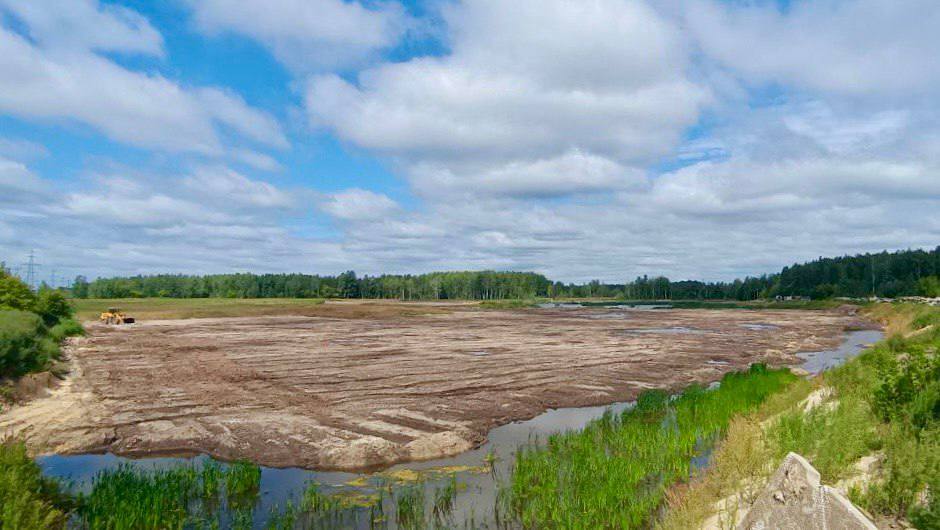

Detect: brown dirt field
0,303,867,471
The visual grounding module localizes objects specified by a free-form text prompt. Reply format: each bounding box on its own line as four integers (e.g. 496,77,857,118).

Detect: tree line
67,247,940,301
72,271,554,300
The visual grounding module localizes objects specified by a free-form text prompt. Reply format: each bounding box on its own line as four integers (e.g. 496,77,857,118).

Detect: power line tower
22,250,41,290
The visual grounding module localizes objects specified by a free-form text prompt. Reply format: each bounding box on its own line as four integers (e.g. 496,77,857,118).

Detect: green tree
918,276,940,297
0,271,36,312
338,271,359,298
72,275,90,299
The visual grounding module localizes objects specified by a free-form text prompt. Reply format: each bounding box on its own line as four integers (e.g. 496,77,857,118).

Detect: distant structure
21,250,41,290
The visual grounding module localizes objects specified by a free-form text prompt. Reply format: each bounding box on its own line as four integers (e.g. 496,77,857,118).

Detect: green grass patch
0,442,68,530
478,299,541,309
508,364,798,528
74,459,263,529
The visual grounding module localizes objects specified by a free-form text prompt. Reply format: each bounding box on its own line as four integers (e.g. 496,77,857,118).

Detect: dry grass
862,302,930,336
657,376,816,530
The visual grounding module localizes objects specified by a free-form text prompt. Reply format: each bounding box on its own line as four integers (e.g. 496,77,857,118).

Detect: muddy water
37,329,882,528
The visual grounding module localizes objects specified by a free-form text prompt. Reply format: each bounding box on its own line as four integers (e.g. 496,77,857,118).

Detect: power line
22,250,41,290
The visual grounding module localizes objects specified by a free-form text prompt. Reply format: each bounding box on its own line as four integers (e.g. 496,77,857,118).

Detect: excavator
99,307,135,325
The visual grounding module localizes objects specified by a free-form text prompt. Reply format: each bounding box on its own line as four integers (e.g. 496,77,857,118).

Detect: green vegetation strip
661,303,939,529
508,364,797,529
1,269,83,394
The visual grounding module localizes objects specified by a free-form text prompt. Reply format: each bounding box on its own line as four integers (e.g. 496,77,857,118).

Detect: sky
1,0,939,285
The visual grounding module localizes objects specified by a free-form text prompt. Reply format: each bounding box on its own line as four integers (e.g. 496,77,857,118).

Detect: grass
0,442,68,530
478,298,543,309
507,364,798,529
659,302,940,529
71,458,263,529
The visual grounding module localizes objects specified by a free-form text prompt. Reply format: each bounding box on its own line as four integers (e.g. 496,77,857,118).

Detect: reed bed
508,364,798,529
75,459,261,529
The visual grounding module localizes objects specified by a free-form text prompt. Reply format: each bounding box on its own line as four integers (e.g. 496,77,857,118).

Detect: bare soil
0,302,866,470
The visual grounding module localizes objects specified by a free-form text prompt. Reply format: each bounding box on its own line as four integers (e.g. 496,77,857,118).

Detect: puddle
38,328,882,528
705,359,731,366
620,326,703,335
739,323,780,331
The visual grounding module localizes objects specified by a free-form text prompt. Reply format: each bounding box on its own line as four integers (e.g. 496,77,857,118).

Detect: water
37,329,882,528
796,329,883,374
619,326,703,334
740,323,780,331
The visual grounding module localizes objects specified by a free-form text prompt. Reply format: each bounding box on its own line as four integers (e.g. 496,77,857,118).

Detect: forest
67,247,940,301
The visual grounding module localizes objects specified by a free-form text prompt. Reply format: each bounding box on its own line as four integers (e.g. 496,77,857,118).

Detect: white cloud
0,0,164,56
186,0,408,71
0,137,49,161
0,156,50,203
231,150,284,172
5,0,940,285
0,2,286,155
410,150,646,198
306,0,707,197
196,89,289,149
686,0,940,95
320,189,400,221
183,166,294,208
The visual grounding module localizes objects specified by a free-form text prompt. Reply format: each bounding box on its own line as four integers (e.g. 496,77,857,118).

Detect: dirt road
1,303,866,470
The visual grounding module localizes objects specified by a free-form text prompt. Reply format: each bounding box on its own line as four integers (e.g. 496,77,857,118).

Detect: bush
873,346,939,423
32,290,72,327
0,311,52,377
0,273,35,313
47,319,84,343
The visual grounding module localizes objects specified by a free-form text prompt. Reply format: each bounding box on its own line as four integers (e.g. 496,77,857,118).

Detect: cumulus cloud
306,0,707,197
186,0,409,71
686,0,940,95
182,166,294,208
5,0,940,284
410,150,646,198
0,159,351,279
0,1,286,154
320,189,400,221
0,0,164,56
0,156,51,204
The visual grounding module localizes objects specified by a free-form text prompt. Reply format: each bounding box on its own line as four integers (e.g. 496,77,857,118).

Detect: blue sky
2,0,939,284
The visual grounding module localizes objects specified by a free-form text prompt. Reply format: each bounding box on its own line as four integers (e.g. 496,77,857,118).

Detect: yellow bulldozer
99,307,135,325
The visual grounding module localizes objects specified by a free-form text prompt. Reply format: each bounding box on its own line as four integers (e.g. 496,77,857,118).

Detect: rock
738,452,877,530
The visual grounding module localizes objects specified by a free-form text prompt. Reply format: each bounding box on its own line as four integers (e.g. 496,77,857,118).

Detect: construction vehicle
99,307,135,325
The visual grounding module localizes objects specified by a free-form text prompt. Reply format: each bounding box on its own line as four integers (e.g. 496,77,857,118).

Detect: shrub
32,290,72,327
858,425,940,520
873,346,939,422
47,319,84,343
0,311,51,377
